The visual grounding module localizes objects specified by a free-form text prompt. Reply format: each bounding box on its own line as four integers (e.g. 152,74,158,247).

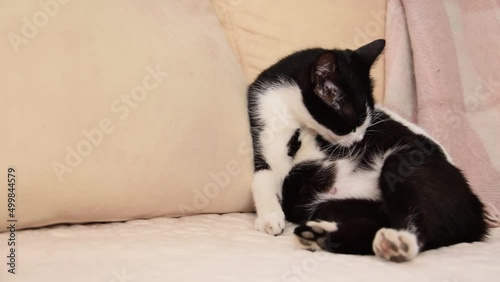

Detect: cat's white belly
292,129,386,203
308,153,395,207
327,159,382,201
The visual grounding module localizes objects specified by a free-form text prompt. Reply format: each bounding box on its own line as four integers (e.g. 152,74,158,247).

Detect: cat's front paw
372,228,419,263
255,211,285,235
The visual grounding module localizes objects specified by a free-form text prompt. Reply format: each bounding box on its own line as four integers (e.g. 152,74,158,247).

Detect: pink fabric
384,0,500,224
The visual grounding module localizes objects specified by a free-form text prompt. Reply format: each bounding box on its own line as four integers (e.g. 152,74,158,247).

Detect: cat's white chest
292,130,382,201
328,159,382,201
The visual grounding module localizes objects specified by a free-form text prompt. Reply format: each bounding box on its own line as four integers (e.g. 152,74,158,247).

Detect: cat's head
300,39,385,146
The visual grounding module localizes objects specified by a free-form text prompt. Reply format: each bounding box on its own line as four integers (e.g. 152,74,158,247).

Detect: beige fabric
0,0,254,230
212,0,387,102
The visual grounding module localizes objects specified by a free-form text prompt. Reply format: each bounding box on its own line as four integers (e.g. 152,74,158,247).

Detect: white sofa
2,214,500,281
1,1,499,281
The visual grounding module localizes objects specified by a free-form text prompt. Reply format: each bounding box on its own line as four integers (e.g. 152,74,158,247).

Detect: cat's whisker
368,118,391,128
248,42,487,256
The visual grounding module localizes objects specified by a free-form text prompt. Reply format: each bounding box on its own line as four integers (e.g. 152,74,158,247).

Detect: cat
247,39,488,262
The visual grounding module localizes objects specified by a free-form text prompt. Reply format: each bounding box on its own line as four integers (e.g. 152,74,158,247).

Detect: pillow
211,0,387,102
0,0,254,230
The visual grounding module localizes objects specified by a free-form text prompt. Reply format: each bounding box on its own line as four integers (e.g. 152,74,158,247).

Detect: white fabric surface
0,0,254,231
1,213,499,282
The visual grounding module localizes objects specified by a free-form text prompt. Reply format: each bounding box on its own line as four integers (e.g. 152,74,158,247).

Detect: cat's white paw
294,220,338,251
255,210,285,235
373,228,419,262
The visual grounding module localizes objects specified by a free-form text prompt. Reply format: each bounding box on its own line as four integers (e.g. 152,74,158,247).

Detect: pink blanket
384,0,500,225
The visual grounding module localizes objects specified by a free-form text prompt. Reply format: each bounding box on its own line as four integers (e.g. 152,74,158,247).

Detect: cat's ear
311,51,337,84
355,39,385,67
311,52,342,109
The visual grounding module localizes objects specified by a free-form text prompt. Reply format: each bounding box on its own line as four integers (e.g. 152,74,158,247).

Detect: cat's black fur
250,39,488,256
248,43,380,172
283,111,488,254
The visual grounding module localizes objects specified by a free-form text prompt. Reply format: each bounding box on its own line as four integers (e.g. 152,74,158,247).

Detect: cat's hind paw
293,220,338,251
255,211,285,235
373,228,419,263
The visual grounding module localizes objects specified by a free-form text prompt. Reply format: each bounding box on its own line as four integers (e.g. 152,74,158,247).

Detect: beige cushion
0,0,254,230
211,0,387,102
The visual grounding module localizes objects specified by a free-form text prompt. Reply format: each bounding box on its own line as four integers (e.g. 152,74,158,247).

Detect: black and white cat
247,39,488,262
